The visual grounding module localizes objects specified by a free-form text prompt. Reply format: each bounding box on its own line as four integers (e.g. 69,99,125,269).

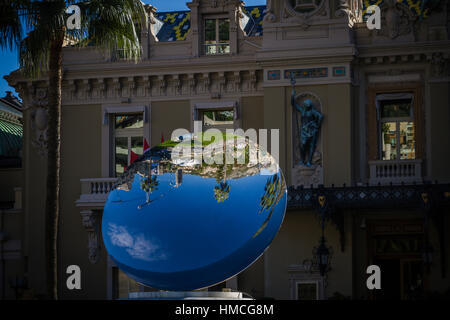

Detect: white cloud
107,223,167,262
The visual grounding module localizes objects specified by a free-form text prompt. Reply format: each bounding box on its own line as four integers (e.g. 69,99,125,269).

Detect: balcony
75,178,118,209
369,160,423,185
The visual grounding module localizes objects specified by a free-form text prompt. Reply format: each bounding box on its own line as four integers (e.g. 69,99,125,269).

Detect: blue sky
0,0,265,99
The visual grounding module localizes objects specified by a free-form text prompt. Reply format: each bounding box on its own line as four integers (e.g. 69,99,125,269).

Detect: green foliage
0,0,148,77
214,182,230,204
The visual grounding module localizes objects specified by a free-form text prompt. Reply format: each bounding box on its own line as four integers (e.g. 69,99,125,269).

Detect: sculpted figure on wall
291,76,323,167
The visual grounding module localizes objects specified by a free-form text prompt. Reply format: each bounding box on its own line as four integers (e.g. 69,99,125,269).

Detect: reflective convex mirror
102,133,287,291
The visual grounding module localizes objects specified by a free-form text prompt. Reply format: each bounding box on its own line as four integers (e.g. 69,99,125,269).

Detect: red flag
161,133,164,143
144,138,150,154
130,150,139,164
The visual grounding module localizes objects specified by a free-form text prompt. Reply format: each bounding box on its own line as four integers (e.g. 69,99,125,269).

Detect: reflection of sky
107,223,167,262
103,169,286,274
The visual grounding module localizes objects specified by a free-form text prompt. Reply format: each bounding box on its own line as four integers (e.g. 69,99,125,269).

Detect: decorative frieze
12,69,265,106
188,74,197,95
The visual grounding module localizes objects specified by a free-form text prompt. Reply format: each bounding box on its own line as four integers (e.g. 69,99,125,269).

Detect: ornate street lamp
420,191,434,274
313,236,332,277
314,194,333,277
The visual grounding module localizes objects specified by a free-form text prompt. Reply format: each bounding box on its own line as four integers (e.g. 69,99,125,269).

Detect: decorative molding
249,70,257,91
159,75,167,96
203,73,211,93
188,74,197,95
12,70,265,106
285,67,328,79
80,210,101,264
233,71,241,92
218,72,227,93
282,0,329,26
429,52,449,78
375,0,416,40
263,0,277,23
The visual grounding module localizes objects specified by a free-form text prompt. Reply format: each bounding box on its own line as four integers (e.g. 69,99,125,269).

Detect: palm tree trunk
45,34,64,300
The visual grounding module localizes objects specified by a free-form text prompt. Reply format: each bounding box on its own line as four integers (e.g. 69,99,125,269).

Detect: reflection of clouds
108,223,167,262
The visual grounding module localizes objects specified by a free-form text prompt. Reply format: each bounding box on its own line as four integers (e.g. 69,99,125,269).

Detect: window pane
205,19,216,42
115,114,143,130
380,99,412,118
131,136,143,156
381,122,397,160
205,44,217,55
219,19,230,42
218,44,230,54
115,137,128,176
399,122,415,160
203,110,234,131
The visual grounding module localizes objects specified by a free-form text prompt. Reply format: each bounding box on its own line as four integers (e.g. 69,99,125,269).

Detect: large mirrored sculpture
102,134,287,291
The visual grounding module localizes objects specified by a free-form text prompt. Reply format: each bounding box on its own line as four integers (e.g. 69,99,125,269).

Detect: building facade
3,0,450,299
0,91,23,300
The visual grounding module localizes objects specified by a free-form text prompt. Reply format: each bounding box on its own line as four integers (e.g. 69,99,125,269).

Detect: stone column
188,1,201,57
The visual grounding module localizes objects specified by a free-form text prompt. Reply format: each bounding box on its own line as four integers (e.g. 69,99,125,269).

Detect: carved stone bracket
173,75,181,95
159,75,167,95
188,74,197,95
218,72,227,94
203,73,211,93
80,210,101,264
234,71,241,92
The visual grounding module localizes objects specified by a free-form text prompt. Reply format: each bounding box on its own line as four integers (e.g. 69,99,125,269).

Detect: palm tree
214,182,230,203
0,0,147,299
140,175,159,205
214,163,230,203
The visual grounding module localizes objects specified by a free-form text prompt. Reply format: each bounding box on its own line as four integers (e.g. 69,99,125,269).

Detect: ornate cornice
9,70,263,105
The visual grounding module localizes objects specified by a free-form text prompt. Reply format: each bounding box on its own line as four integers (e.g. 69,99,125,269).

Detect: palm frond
19,26,51,77
0,0,26,50
70,0,148,61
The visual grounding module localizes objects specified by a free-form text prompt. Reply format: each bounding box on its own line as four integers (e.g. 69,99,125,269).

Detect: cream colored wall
429,82,450,182
151,100,191,147
241,96,264,131
264,87,287,175
264,210,353,299
59,104,106,299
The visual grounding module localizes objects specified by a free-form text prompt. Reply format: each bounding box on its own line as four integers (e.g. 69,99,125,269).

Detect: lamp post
314,236,331,277
314,195,332,277
421,192,433,274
